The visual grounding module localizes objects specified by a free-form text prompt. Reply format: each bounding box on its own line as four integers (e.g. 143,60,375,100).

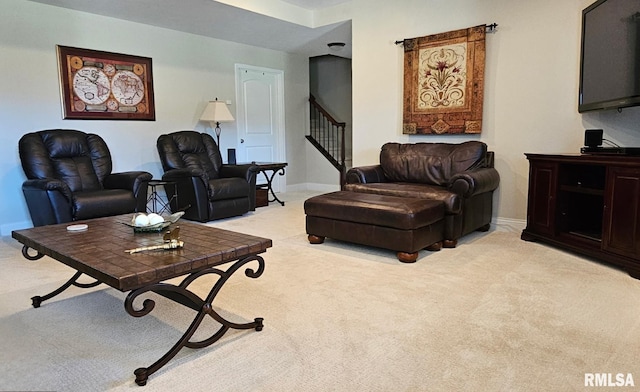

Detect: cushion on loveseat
380,141,487,186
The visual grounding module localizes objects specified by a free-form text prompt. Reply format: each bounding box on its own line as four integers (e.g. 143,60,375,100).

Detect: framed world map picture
57,46,155,120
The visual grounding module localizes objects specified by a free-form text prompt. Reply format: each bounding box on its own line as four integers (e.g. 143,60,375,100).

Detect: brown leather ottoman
304,191,444,263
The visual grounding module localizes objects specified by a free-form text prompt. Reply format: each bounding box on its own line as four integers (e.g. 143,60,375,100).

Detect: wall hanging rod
395,23,498,45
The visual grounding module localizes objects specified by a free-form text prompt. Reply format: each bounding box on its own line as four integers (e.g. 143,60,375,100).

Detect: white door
235,64,286,192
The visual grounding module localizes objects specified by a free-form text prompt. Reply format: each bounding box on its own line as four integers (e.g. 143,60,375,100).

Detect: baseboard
493,217,526,233
286,183,340,193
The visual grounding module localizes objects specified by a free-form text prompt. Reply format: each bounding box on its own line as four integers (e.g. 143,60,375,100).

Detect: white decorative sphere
147,213,164,225
134,214,150,227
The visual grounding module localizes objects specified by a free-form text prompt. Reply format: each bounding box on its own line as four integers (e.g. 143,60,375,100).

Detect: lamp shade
200,100,234,123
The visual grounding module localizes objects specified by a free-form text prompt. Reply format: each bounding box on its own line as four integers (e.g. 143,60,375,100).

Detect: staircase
307,94,347,187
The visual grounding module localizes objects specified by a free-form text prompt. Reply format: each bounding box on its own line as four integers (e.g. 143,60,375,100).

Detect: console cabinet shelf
522,153,640,279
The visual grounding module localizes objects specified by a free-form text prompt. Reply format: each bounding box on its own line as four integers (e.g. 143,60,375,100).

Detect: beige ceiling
28,0,352,58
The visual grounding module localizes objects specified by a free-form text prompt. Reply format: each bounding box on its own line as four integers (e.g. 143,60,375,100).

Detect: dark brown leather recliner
344,141,500,247
19,129,152,227
156,131,258,222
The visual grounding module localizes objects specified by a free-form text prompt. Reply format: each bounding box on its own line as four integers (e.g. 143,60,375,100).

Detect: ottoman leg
308,234,325,244
397,252,418,263
425,241,443,251
477,223,491,232
443,239,458,248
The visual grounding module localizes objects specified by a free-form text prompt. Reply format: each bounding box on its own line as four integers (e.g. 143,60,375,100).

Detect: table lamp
200,99,234,146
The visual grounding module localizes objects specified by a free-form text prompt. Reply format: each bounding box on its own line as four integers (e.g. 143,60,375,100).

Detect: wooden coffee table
12,215,272,386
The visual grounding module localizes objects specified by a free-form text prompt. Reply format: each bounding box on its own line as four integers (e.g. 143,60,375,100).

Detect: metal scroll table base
258,165,287,206
21,246,265,386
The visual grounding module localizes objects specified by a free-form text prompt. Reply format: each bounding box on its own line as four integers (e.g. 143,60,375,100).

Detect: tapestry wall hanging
57,45,155,120
402,25,486,134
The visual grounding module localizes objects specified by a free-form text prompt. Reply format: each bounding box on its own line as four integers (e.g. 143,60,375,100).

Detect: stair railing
307,94,346,187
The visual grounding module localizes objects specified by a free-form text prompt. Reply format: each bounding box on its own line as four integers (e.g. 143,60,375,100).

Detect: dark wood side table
238,162,288,206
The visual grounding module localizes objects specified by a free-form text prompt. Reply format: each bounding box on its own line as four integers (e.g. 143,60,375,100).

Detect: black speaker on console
227,148,236,164
584,129,603,148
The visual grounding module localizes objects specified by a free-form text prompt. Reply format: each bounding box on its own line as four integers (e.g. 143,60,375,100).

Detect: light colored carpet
1,191,639,391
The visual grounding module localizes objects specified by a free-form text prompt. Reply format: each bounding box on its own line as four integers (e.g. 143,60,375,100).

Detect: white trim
287,183,340,193
493,217,526,233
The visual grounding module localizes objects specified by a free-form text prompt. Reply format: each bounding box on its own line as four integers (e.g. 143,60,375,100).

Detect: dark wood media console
522,153,640,279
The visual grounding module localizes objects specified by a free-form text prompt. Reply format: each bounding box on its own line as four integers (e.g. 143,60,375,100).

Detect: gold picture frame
402,25,486,134
57,45,155,120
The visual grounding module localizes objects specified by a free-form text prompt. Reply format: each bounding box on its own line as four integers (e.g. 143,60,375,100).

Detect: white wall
4,0,640,233
0,0,309,234
350,0,640,221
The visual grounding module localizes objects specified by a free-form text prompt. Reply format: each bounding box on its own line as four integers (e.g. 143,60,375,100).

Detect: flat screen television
578,0,640,113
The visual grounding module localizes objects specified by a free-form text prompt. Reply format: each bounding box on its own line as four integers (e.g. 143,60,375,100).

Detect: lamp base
215,122,222,146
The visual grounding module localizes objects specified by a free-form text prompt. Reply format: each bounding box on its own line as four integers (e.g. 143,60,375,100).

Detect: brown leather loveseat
344,141,500,247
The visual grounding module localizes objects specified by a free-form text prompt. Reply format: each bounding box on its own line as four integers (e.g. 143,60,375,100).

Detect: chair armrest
162,168,209,198
162,168,208,183
345,165,387,184
22,179,74,226
104,171,153,212
104,171,152,193
220,164,258,210
220,164,258,182
449,167,500,197
160,169,209,220
22,178,73,201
